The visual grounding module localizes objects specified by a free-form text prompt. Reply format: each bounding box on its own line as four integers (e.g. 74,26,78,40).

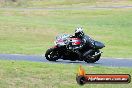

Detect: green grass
0,8,132,58
0,0,132,8
0,60,131,88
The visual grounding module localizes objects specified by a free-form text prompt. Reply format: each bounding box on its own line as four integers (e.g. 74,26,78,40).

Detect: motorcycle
45,34,105,63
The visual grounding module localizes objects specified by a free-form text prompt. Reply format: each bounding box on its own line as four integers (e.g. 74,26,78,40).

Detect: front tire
45,48,60,61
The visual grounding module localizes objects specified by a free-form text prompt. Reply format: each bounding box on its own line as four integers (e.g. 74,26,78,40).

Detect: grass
0,60,131,88
0,0,132,8
0,8,132,58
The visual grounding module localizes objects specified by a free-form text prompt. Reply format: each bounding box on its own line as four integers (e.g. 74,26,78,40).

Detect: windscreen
56,34,70,41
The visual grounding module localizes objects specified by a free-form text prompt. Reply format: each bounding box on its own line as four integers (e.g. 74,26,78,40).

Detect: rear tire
45,48,60,61
83,50,101,63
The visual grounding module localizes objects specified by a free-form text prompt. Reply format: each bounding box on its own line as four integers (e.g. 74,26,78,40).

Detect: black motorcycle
45,34,105,63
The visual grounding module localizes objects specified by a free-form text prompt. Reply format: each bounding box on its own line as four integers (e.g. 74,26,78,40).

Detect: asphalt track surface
0,54,132,67
0,6,132,11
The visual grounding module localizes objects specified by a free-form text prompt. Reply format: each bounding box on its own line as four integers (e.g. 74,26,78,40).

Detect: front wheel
45,48,60,61
83,50,101,63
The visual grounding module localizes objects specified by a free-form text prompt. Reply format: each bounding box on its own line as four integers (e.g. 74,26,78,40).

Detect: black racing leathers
81,35,95,49
69,34,95,50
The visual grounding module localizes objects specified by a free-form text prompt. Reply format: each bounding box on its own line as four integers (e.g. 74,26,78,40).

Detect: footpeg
92,52,102,57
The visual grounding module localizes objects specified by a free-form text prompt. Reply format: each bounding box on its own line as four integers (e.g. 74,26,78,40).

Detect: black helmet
75,27,84,38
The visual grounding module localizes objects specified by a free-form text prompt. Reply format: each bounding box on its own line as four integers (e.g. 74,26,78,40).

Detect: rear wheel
45,48,60,61
83,50,101,63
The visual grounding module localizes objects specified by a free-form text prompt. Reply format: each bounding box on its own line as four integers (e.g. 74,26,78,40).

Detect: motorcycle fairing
94,41,105,49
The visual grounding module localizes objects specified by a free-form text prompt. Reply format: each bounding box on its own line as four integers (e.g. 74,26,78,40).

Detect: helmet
75,27,84,38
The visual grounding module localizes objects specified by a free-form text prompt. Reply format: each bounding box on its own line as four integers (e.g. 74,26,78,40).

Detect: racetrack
0,5,132,11
0,54,132,67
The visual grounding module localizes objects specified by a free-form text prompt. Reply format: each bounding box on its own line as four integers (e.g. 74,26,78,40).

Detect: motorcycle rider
74,27,95,49
67,27,95,60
